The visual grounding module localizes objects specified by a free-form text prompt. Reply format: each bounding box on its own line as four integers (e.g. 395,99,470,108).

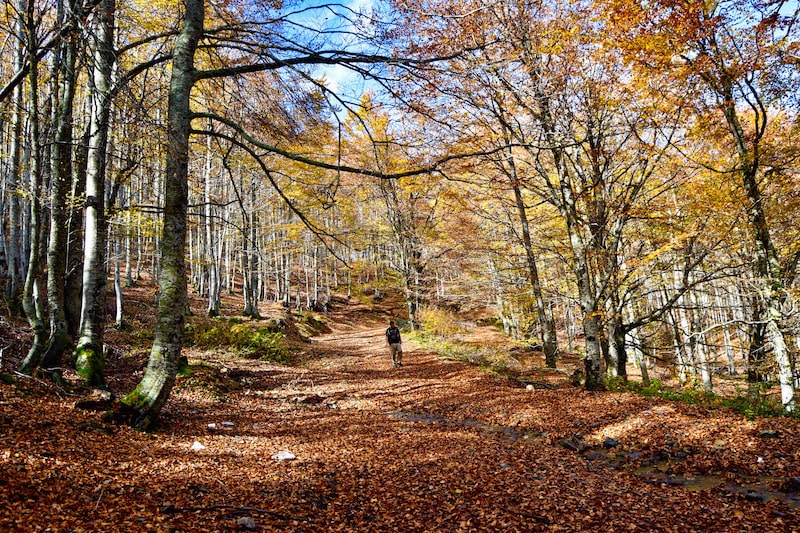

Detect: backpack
387,327,401,344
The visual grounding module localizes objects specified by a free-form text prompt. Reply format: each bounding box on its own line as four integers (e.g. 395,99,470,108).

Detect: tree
18,0,49,376
3,0,26,312
607,0,800,411
118,0,203,429
73,0,116,386
115,0,465,429
393,0,680,389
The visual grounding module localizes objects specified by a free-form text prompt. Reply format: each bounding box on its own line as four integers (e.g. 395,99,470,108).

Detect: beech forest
2,0,800,531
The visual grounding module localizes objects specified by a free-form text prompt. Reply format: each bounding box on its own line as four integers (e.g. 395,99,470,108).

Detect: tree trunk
721,90,796,412
65,123,89,339
40,0,83,370
114,235,124,328
19,5,48,374
511,182,558,368
203,140,220,317
608,313,626,381
747,293,767,404
74,0,115,387
4,4,25,311
582,309,605,391
571,221,605,390
766,307,796,412
119,0,203,430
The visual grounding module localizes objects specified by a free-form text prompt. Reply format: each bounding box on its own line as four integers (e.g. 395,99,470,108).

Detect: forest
1,0,800,530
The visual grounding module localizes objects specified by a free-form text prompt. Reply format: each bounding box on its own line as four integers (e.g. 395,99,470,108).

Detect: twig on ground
214,476,233,497
12,371,79,399
94,487,105,511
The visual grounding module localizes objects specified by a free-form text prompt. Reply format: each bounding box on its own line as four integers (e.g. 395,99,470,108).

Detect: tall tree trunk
5,3,25,311
119,0,203,430
125,205,135,286
74,0,115,387
203,140,220,317
607,312,626,380
721,89,796,412
566,197,605,390
240,174,260,317
19,4,48,374
511,181,558,368
114,235,124,328
40,0,82,370
65,123,89,339
581,301,605,391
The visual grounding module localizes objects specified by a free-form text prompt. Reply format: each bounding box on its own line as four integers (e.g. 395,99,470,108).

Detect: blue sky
288,0,383,96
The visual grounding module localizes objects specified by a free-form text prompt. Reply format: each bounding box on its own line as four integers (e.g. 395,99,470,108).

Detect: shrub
418,306,466,339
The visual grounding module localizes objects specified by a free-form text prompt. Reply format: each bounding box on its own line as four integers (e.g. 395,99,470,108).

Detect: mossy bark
73,345,106,387
73,0,115,387
119,0,203,431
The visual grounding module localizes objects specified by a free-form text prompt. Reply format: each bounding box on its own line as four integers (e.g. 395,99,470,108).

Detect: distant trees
0,0,798,426
389,0,800,401
606,0,800,408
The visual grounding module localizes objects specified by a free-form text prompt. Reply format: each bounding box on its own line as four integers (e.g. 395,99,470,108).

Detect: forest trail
2,297,800,531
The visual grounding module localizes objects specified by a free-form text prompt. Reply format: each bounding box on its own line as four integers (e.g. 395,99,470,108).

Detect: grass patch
293,310,331,338
186,320,289,364
418,306,467,339
175,361,239,399
409,331,518,377
608,377,791,419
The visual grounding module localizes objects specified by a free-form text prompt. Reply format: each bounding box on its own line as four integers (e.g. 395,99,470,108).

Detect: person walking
386,320,403,368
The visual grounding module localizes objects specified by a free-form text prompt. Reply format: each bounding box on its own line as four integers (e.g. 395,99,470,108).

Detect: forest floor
2,287,800,532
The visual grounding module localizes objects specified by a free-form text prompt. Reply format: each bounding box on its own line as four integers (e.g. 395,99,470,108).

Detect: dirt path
2,300,799,532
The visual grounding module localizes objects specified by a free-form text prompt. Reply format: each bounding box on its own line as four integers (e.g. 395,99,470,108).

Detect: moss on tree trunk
73,344,106,387
118,0,203,431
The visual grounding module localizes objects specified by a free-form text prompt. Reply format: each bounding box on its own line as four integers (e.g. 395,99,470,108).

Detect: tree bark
74,0,115,387
119,0,203,430
19,2,48,375
4,2,25,311
511,180,558,368
65,123,89,339
203,139,220,317
40,0,83,370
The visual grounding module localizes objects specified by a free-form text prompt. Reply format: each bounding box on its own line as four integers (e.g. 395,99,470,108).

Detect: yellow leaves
118,0,180,38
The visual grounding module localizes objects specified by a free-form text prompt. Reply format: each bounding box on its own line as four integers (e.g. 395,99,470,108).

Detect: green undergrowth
185,319,289,364
410,331,519,378
412,306,528,378
417,306,467,339
607,377,792,420
292,310,331,338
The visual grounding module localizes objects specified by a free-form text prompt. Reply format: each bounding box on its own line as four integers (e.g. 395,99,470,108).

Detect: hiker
386,320,403,368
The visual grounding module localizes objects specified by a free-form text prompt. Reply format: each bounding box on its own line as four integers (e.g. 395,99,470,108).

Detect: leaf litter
1,297,799,532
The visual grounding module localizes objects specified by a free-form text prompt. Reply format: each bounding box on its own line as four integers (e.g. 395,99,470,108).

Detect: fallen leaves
1,297,800,532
